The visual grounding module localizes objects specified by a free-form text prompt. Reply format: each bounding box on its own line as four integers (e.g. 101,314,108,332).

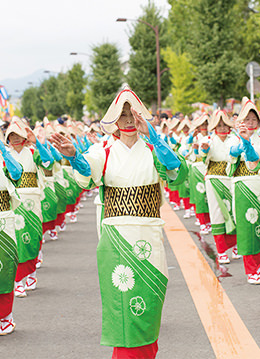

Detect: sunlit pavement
1,197,259,358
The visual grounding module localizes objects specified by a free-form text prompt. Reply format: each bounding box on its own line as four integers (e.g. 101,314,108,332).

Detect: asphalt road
1,196,259,358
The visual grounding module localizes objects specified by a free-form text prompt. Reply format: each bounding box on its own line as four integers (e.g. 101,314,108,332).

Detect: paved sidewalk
1,197,259,358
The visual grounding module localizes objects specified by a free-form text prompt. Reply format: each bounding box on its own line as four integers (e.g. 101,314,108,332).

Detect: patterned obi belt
43,168,53,177
0,190,11,211
18,172,38,188
207,161,227,176
194,157,203,162
233,161,257,177
104,183,161,219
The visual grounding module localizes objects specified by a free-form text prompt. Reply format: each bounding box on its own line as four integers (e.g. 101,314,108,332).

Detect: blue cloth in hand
146,121,181,170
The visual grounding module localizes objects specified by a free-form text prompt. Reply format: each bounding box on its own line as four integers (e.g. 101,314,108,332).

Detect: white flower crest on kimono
223,199,231,212
43,202,50,211
24,199,35,211
196,182,206,194
133,240,152,260
15,214,25,230
255,225,260,238
0,218,6,231
245,208,258,224
66,189,73,197
22,232,31,244
112,264,135,292
0,260,3,272
130,296,146,316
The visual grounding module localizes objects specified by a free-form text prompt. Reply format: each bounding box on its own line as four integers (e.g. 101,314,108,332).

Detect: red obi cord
0,291,14,318
112,340,158,359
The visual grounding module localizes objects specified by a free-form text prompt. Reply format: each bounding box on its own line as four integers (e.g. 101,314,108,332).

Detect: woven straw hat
53,120,68,136
208,109,234,132
43,117,55,139
5,116,28,142
33,121,46,143
236,96,260,124
189,113,210,133
177,116,191,132
100,86,152,134
168,117,180,130
87,123,101,133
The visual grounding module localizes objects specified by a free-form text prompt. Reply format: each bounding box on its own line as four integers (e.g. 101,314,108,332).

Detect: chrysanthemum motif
133,240,152,260
24,199,35,211
43,202,50,211
0,218,6,231
130,296,146,316
15,214,25,230
66,189,73,197
196,182,205,193
22,232,31,244
0,260,3,272
112,265,135,292
245,208,258,224
223,199,231,212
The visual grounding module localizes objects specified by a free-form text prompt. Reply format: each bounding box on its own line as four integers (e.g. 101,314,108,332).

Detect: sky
1,0,170,82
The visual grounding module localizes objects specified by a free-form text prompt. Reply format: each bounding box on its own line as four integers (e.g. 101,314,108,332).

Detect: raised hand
25,127,37,144
50,133,76,157
201,143,210,150
239,121,250,141
131,107,149,137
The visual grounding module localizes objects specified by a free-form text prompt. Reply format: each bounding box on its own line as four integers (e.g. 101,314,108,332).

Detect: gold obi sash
43,168,53,177
0,191,11,211
104,183,161,219
207,161,227,176
18,172,38,188
233,161,257,177
195,157,203,162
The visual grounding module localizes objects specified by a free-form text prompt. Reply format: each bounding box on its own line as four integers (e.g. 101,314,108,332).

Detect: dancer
0,138,22,335
5,117,54,297
229,97,260,284
200,110,239,264
51,87,187,359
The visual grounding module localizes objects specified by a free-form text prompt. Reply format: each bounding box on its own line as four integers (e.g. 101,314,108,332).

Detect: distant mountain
0,69,49,99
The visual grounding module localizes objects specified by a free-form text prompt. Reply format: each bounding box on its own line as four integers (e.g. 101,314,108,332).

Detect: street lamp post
116,18,162,117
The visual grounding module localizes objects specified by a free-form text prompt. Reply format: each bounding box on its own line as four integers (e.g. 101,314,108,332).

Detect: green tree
167,0,195,54
21,87,45,125
127,1,171,111
66,63,87,121
188,0,245,106
89,43,123,117
162,48,206,113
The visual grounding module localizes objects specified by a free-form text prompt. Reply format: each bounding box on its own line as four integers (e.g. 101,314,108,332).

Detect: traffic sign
246,79,260,94
246,61,260,77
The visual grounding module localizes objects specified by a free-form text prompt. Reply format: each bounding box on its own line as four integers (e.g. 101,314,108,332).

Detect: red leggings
214,234,236,254
112,341,158,359
0,291,14,319
169,190,180,205
56,213,66,226
15,258,37,282
42,220,56,234
196,213,210,225
243,253,260,275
